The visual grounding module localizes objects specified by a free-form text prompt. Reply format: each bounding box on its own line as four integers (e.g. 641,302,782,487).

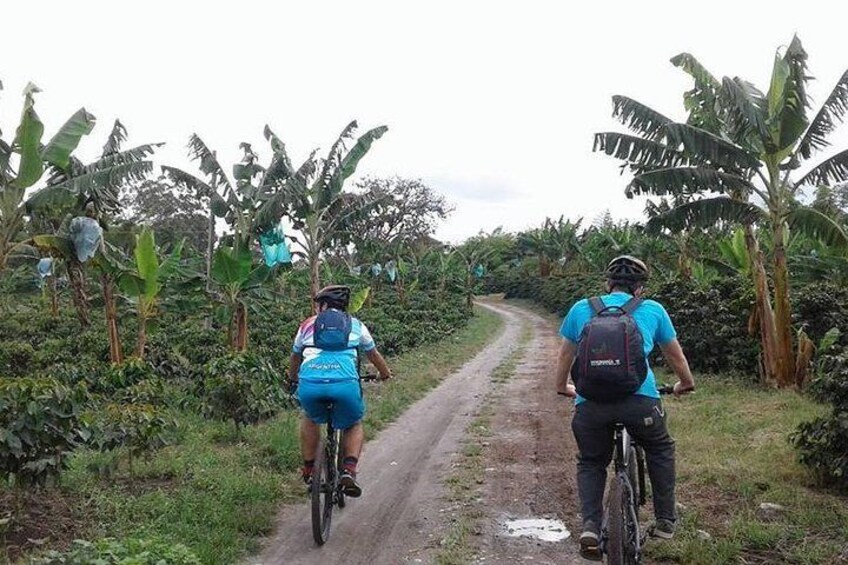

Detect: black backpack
313,309,354,351
571,297,648,403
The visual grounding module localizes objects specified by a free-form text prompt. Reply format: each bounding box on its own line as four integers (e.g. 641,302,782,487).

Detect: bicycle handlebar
657,383,695,395
360,372,388,382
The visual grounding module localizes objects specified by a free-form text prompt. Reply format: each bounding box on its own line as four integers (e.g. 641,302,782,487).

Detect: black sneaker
651,518,675,540
340,470,362,498
579,522,602,561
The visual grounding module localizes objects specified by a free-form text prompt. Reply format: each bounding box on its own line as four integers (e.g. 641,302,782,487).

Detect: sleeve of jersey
559,301,584,342
292,327,305,354
655,304,678,345
358,323,377,352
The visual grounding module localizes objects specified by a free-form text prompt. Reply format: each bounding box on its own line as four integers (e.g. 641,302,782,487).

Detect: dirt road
254,300,585,565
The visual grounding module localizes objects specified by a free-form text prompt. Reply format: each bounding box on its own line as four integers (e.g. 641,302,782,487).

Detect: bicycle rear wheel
606,474,639,565
311,434,336,545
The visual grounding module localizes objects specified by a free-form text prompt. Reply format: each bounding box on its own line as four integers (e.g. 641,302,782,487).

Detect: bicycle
310,373,381,545
600,384,680,565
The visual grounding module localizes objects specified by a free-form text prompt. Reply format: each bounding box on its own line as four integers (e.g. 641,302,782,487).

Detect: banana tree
162,129,297,290
255,121,388,310
0,81,95,273
594,36,848,387
117,228,183,359
209,245,270,351
26,120,161,328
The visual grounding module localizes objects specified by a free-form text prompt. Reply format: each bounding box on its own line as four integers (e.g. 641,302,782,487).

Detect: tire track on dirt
253,301,524,565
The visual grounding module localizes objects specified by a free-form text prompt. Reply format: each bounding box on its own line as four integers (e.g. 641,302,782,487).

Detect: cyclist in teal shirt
556,256,695,560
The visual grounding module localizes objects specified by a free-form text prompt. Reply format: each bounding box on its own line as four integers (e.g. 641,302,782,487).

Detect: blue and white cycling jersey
292,312,376,383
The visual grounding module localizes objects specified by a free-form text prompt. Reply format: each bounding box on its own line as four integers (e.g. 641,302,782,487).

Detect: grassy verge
435,321,532,564
20,307,504,564
646,377,847,564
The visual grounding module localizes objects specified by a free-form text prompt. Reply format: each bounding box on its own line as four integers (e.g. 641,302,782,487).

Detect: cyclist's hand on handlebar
558,383,577,398
673,381,695,397
380,371,393,381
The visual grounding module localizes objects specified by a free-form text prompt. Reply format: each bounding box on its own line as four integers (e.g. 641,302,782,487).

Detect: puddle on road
503,518,571,542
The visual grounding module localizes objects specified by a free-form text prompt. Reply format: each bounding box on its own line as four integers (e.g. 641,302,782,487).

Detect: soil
0,488,80,561
253,300,590,565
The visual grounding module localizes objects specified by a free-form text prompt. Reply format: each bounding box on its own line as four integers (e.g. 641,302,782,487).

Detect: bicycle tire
311,435,335,544
606,474,639,565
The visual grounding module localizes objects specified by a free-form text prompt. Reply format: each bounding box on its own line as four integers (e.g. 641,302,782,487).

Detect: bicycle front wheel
311,435,335,545
606,474,639,565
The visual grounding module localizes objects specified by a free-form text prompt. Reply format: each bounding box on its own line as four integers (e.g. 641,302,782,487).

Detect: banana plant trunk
772,221,796,388
66,260,91,328
136,310,148,359
233,302,248,351
205,208,215,294
101,273,123,364
310,251,321,315
743,225,778,387
50,273,59,318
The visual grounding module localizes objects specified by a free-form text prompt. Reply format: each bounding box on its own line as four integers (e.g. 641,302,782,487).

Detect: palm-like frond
593,132,686,169
796,148,848,187
786,205,848,249
663,123,760,170
611,96,672,141
161,165,229,217
769,36,810,151
187,134,232,194
101,120,127,157
645,196,765,233
670,53,723,134
720,77,769,148
328,125,389,196
40,108,96,170
628,167,753,198
797,69,848,160
56,162,155,214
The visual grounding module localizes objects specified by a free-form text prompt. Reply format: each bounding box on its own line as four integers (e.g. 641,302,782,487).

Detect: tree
0,81,95,273
255,121,389,307
116,228,184,359
594,36,848,387
349,176,452,255
121,177,208,252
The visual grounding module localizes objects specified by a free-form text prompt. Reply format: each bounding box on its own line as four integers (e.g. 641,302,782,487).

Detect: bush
91,403,177,474
0,340,35,376
93,358,154,393
0,377,89,485
792,351,848,488
792,281,848,347
200,353,286,433
34,537,201,564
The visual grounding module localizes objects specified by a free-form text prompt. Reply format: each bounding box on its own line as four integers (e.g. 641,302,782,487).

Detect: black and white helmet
606,255,649,282
313,285,351,310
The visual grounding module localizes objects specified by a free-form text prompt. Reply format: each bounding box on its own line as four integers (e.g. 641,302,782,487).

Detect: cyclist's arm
556,338,577,397
365,348,392,380
289,352,303,383
658,339,695,395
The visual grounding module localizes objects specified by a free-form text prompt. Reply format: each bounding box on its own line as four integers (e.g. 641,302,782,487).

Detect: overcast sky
3,0,848,243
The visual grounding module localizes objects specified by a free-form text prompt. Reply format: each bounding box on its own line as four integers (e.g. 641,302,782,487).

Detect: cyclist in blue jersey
555,256,695,560
290,285,392,497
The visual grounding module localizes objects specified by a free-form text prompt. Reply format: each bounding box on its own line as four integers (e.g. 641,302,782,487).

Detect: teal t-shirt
559,292,677,403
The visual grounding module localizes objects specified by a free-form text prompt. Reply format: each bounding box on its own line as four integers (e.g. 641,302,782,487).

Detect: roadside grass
21,307,504,564
435,321,533,565
646,376,848,564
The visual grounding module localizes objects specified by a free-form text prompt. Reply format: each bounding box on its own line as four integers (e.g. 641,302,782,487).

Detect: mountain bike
310,373,381,545
601,385,678,565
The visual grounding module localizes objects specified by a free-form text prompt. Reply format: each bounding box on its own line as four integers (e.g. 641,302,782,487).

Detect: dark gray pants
571,395,676,528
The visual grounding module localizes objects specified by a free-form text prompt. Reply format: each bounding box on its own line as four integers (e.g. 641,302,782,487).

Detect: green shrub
792,282,848,347
93,358,154,393
792,351,848,488
0,340,35,376
0,377,89,485
200,353,286,433
33,537,201,564
92,403,177,474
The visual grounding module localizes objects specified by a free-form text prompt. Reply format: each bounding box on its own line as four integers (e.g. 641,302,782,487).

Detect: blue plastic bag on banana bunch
258,220,292,267
69,216,103,262
371,263,383,277
385,260,398,282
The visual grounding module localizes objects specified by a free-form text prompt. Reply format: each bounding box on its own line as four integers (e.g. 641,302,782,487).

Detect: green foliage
0,340,35,376
95,358,154,393
34,537,201,565
0,376,88,485
792,350,848,488
92,403,177,464
200,353,285,432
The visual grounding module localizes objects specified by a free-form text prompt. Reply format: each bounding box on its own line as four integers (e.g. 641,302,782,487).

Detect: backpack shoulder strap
620,297,643,314
588,297,605,315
